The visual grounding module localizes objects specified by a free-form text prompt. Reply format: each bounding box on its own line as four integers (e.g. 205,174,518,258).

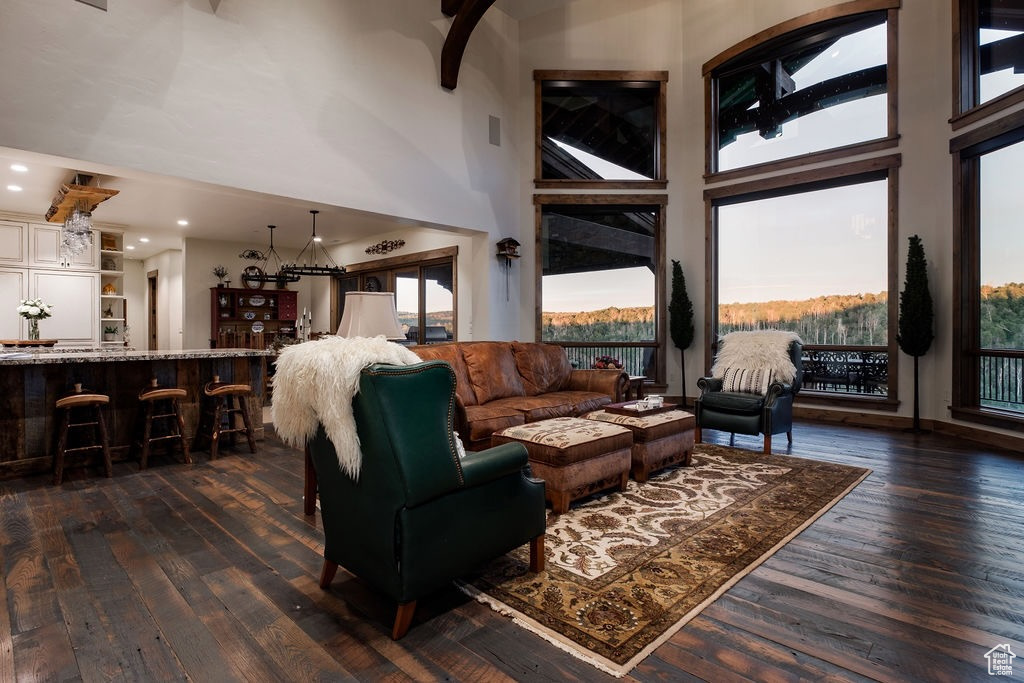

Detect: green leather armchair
307,360,546,639
694,339,803,454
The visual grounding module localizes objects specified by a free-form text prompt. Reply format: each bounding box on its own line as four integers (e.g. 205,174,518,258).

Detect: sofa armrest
460,442,529,487
567,368,629,401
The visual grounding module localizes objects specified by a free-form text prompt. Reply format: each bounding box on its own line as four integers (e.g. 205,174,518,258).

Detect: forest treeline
539,283,1024,348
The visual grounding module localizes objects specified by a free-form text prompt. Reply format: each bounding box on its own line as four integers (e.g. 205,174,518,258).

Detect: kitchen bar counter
0,347,271,478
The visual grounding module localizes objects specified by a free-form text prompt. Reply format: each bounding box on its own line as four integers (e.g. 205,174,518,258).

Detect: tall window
955,0,1024,124
535,71,667,189
537,197,665,380
953,115,1024,425
704,1,901,406
705,2,897,176
709,165,897,401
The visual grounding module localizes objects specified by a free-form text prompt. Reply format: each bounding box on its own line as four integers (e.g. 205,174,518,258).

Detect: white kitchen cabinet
30,270,99,344
0,267,28,339
29,223,99,270
0,221,28,266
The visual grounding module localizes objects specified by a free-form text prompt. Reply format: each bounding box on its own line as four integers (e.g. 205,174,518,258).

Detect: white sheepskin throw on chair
711,330,803,385
271,335,421,479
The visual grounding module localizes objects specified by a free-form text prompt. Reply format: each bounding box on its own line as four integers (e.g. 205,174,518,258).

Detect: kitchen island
0,348,271,478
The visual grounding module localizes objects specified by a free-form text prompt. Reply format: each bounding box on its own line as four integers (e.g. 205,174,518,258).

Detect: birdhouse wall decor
496,238,521,301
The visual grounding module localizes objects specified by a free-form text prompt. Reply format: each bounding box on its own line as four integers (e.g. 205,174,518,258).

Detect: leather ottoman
491,416,632,514
583,408,695,482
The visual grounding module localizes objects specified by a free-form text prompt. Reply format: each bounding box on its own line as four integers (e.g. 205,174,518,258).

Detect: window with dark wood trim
952,0,1024,128
534,194,667,383
704,157,901,409
534,70,668,190
703,0,899,179
333,247,457,345
951,112,1024,429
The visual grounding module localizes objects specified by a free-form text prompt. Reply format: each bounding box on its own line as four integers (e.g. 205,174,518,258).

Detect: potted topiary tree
669,259,695,405
898,234,934,432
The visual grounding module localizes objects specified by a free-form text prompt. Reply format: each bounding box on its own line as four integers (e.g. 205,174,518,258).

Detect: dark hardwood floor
1,420,1022,681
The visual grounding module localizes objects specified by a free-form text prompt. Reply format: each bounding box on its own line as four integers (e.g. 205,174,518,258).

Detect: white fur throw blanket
711,330,803,384
271,336,421,479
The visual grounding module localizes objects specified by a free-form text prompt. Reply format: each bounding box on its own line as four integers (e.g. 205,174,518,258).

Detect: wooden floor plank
0,420,1020,681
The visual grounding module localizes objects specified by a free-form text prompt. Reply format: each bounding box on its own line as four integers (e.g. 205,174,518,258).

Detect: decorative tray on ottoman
604,401,678,417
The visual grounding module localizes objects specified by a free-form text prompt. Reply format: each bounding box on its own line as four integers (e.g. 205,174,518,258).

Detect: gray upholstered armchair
694,331,803,454
307,360,547,639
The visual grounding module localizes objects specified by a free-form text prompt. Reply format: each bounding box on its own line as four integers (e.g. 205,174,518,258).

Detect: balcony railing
554,341,658,379
980,349,1024,412
800,345,889,397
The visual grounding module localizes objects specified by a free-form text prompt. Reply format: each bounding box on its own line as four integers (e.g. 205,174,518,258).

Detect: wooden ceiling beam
440,0,496,90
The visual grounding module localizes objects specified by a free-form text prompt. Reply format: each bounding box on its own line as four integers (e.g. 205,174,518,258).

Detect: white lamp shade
336,291,405,339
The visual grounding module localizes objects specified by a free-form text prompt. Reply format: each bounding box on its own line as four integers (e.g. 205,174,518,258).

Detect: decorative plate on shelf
243,311,256,320
251,321,265,333
248,294,266,307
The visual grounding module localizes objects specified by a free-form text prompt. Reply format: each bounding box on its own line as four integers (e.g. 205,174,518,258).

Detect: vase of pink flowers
17,297,53,341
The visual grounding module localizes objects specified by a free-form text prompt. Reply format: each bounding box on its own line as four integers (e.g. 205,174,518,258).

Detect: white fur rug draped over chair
695,330,804,453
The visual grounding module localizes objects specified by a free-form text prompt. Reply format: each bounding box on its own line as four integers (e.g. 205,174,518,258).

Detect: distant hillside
537,283,1024,349
981,282,1024,348
542,306,654,342
719,292,888,345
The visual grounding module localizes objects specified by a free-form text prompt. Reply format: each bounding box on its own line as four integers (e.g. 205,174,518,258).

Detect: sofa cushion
462,403,526,445
487,395,575,423
543,390,613,415
412,343,477,406
460,342,525,404
512,342,572,395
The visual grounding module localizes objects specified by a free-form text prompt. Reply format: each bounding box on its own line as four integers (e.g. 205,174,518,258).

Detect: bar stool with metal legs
53,383,113,485
194,375,256,458
137,378,192,469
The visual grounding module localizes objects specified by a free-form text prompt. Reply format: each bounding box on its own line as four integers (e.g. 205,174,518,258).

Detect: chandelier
61,199,94,257
239,225,302,287
45,173,119,258
365,238,405,256
280,210,347,277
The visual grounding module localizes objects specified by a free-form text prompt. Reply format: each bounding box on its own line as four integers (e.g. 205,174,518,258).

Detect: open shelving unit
98,230,126,346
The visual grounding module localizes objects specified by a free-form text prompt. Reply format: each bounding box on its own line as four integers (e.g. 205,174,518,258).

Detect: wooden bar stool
53,383,113,485
194,375,256,458
137,378,192,469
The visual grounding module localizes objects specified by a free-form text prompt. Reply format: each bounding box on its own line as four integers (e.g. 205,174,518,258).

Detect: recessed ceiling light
126,245,136,250
177,219,189,226
6,185,22,192
139,237,150,243
10,164,27,173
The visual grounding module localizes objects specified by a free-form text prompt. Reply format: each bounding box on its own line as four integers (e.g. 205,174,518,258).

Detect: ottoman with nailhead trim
491,416,632,514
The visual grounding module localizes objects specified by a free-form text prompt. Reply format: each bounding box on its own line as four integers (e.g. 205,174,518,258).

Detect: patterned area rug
459,444,870,677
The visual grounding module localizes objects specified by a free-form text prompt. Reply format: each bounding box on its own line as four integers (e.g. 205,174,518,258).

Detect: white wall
0,0,523,339
123,259,146,348
143,249,184,350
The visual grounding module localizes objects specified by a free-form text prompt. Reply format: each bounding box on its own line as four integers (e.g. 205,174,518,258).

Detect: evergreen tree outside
898,234,934,431
669,260,695,404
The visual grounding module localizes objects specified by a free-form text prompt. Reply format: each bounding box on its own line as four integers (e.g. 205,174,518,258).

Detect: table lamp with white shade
336,291,406,339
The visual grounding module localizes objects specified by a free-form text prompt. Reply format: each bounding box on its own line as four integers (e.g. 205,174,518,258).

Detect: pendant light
280,210,347,277
239,225,302,286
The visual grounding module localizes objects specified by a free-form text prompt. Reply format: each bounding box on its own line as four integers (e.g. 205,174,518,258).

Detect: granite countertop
0,348,272,365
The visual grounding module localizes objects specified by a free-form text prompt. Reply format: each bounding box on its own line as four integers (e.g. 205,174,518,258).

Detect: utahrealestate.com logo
985,644,1016,676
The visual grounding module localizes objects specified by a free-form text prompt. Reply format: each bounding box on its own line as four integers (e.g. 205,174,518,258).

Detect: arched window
703,1,901,407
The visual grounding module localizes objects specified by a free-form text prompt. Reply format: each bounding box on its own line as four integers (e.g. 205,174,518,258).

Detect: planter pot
103,334,116,342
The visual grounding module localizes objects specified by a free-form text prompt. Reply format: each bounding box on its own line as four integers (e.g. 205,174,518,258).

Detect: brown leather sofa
413,341,628,450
